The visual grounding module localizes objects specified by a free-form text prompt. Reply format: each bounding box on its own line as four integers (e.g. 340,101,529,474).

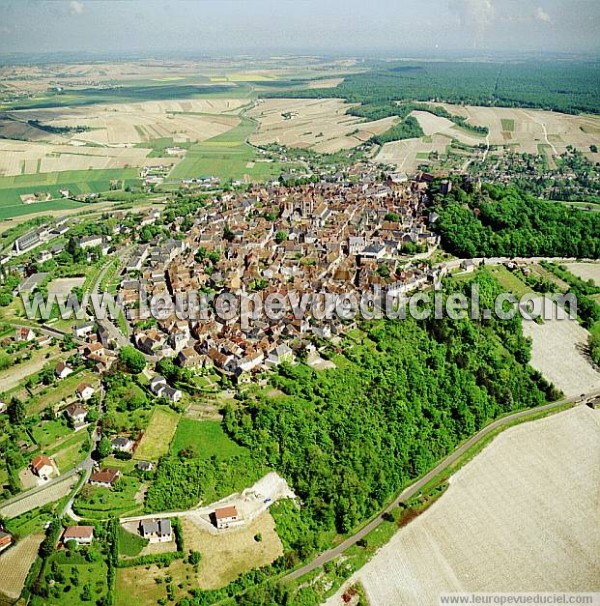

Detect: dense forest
222,273,556,560
266,61,600,115
433,182,600,259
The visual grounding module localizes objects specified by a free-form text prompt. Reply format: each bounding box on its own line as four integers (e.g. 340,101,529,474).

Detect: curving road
284,391,598,582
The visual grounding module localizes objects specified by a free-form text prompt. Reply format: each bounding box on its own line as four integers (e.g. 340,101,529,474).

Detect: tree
96,437,111,459
275,231,288,244
8,398,26,425
188,550,201,566
119,346,146,374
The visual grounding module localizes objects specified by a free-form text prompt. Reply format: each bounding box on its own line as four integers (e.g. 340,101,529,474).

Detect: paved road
284,391,599,582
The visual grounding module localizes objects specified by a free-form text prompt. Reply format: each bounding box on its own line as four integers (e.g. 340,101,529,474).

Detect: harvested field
434,103,600,160
521,296,600,397
0,475,77,519
248,98,397,153
0,534,44,600
410,110,485,147
563,262,600,286
376,137,450,174
326,405,600,606
0,139,172,177
1,99,245,148
183,512,283,589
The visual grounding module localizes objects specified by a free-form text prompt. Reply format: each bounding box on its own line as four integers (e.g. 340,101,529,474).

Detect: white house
111,437,135,453
139,519,172,543
15,327,36,342
267,344,294,367
76,383,95,401
55,362,73,380
63,526,94,546
65,403,88,426
214,506,239,530
31,455,55,480
73,322,95,339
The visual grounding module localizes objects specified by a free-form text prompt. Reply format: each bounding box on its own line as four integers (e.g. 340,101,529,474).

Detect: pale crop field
326,406,600,606
563,262,600,286
248,98,397,153
0,534,44,600
521,296,600,397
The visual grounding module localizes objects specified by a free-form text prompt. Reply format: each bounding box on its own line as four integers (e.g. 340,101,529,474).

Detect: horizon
1,0,599,56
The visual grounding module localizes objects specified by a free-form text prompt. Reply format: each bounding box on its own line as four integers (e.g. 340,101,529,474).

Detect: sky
0,0,598,56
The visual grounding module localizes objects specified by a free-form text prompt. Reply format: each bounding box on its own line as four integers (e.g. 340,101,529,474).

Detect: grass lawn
50,431,89,472
171,419,248,459
73,476,143,519
133,406,180,462
30,419,72,448
168,117,286,183
118,525,148,558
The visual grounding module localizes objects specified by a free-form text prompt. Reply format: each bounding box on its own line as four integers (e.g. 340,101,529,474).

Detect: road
284,390,599,582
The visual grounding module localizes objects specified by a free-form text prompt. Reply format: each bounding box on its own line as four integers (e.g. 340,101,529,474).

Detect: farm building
139,519,173,543
214,506,240,530
62,526,94,546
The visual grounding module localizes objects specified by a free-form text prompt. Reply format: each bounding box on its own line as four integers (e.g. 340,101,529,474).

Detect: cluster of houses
109,174,442,383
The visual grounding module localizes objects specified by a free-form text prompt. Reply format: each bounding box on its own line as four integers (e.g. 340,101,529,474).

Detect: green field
501,118,516,132
488,266,532,299
168,118,286,183
133,406,180,462
73,475,143,519
171,419,249,459
0,168,140,219
30,543,109,606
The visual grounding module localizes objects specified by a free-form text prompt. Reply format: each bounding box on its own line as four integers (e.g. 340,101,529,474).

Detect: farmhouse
136,461,154,472
62,526,94,546
214,505,240,530
90,468,120,487
30,455,54,479
139,519,173,543
0,530,13,552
